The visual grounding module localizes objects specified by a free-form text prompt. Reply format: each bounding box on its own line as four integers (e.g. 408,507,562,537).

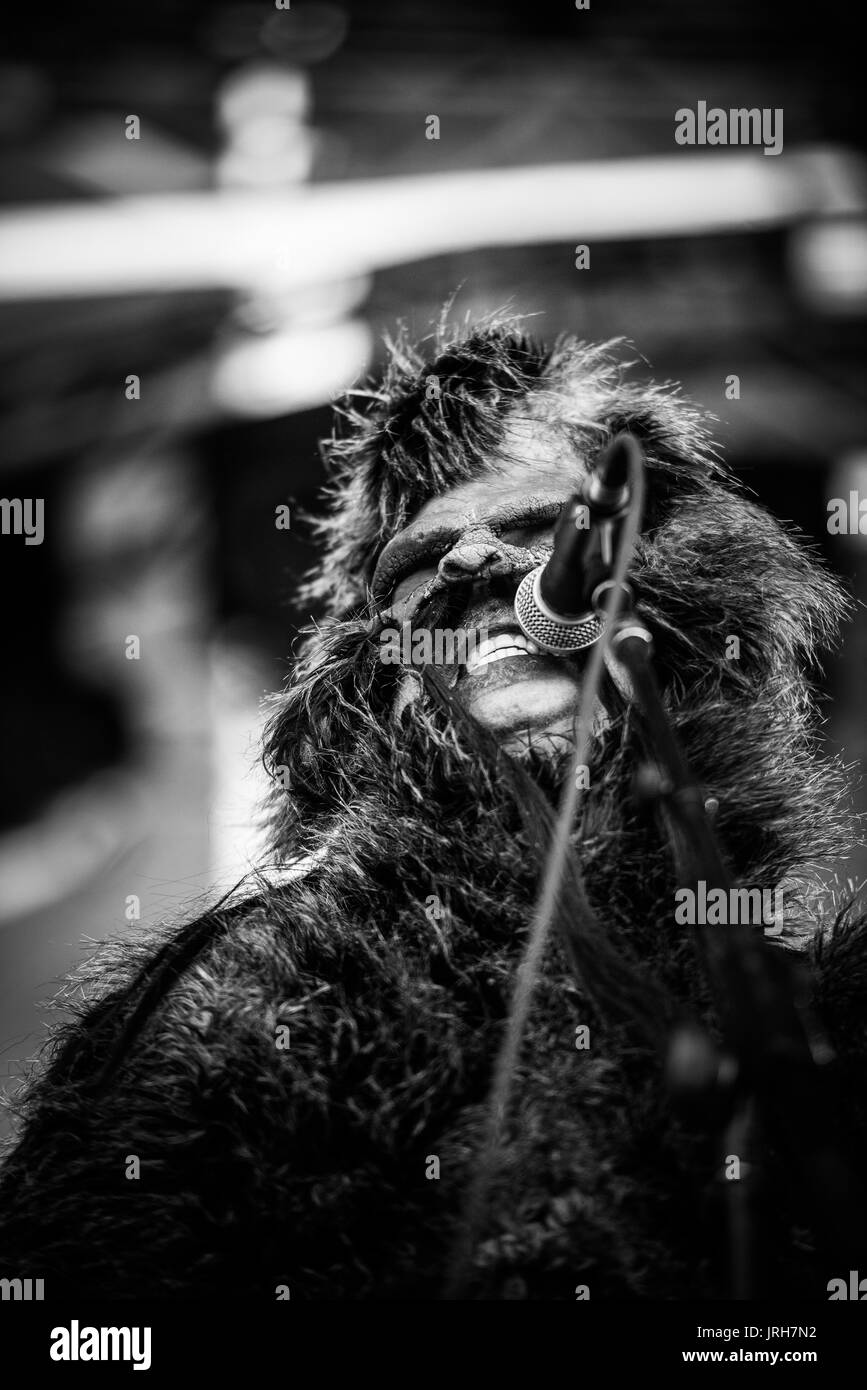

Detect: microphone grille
514,568,604,654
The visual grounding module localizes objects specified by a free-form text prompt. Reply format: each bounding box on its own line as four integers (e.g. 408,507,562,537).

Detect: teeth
466,631,542,673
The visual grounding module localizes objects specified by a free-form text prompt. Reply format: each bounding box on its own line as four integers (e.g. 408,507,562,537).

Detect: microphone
514,433,637,654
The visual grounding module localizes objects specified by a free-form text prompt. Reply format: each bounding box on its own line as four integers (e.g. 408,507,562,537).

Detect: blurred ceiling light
41,115,210,195
218,137,315,187
217,65,311,129
235,272,371,329
230,118,309,159
789,218,867,313
2,150,864,300
210,316,371,416
216,65,314,189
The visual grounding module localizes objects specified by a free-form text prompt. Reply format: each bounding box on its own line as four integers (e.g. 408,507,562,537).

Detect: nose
431,522,539,592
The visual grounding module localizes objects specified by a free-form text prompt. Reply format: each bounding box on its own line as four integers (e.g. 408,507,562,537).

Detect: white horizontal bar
0,147,863,299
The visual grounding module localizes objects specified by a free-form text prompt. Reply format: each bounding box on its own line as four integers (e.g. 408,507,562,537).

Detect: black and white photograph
1,0,866,1358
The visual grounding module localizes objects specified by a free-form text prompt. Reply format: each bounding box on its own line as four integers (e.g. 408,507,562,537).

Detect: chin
456,657,615,756
459,671,585,749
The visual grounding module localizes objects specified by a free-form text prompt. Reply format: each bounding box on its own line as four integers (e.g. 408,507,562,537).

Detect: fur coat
1,323,864,1299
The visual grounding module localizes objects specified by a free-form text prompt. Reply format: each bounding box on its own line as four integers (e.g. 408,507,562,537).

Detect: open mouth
465,629,544,674
444,613,594,738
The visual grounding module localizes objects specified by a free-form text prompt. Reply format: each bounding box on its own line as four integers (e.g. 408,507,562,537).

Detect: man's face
372,421,619,753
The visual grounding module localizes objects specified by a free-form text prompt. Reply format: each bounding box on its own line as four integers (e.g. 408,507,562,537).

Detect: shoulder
0,885,354,1293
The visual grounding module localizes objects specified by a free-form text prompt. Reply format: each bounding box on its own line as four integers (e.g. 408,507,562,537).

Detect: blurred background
1,0,865,1132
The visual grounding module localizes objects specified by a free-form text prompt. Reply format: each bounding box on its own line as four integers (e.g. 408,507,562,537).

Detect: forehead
406,419,587,530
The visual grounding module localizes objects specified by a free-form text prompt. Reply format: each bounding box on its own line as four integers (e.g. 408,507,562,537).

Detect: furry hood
264,317,851,902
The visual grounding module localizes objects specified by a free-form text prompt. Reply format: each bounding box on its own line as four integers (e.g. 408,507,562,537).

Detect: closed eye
372,530,454,600
390,566,439,609
372,495,566,601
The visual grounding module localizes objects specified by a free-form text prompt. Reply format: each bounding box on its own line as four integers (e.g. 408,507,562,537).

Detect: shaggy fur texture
1,317,865,1301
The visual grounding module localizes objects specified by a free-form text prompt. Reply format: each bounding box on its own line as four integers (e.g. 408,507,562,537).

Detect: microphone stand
610,611,867,1299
